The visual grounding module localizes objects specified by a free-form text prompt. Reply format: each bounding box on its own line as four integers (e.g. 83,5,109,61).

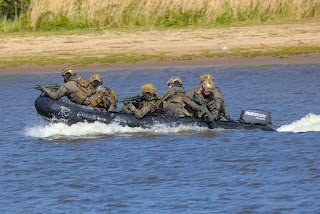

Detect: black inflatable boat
35,96,277,131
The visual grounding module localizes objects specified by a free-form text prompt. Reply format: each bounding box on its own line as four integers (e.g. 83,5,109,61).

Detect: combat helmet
88,74,103,87
202,79,215,92
61,67,76,77
167,77,183,87
199,74,214,82
141,83,156,95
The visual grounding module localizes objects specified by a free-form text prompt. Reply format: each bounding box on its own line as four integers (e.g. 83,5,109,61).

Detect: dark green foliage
121,0,139,26
275,1,290,17
35,11,51,30
307,3,320,18
35,12,73,31
13,13,32,31
157,8,205,27
215,3,234,25
259,3,271,22
236,1,260,21
0,0,30,19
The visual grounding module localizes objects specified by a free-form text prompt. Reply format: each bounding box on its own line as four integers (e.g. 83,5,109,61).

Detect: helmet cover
88,74,103,85
202,79,215,92
199,74,214,82
141,83,157,94
167,77,183,86
61,67,76,76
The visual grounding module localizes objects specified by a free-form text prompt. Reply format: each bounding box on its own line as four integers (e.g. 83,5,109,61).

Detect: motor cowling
240,109,272,125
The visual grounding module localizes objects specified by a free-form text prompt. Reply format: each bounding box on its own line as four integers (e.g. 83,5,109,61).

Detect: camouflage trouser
163,103,185,117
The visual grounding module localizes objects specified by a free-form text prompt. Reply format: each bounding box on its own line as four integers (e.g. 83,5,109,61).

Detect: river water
1,64,319,213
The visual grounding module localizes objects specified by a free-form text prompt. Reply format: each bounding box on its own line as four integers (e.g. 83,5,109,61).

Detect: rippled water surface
1,64,320,213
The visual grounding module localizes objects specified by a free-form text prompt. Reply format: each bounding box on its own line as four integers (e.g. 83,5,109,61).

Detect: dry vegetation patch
0,23,320,71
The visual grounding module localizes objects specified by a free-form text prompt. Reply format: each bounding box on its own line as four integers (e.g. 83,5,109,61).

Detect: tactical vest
197,87,228,118
195,88,206,104
71,77,96,104
167,89,192,117
89,86,118,108
166,90,186,104
140,94,162,114
213,87,227,117
106,87,118,107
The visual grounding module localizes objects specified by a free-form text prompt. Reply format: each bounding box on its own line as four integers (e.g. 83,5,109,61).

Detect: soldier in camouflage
36,67,92,105
87,74,118,111
161,77,193,117
122,83,162,119
186,74,228,121
186,79,218,121
199,74,228,119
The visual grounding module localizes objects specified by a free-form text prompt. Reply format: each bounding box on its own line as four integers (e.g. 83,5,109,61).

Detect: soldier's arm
42,85,68,100
207,99,219,120
130,104,151,119
213,89,224,110
182,96,201,111
122,103,132,113
161,88,175,101
186,88,197,99
107,102,116,111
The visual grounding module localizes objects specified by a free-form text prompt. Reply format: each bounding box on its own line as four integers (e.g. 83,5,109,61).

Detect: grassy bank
1,0,320,32
1,44,319,69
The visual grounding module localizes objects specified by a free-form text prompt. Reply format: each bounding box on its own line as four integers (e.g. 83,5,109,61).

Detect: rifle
122,95,161,109
121,95,142,109
35,83,61,91
122,95,142,103
122,95,161,103
195,94,217,127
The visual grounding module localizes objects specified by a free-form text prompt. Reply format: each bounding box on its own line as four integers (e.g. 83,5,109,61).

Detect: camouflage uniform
86,74,118,111
212,87,227,118
198,74,228,119
39,67,94,105
41,76,82,103
122,94,161,119
88,86,118,111
186,87,219,120
161,87,188,117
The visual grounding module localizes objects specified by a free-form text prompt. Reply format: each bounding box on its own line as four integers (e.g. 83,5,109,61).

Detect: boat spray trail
24,121,209,139
277,113,320,133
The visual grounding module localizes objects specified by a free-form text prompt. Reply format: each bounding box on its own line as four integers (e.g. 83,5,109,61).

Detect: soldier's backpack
71,77,96,104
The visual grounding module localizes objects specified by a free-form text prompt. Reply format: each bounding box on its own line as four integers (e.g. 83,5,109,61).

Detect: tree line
0,0,30,19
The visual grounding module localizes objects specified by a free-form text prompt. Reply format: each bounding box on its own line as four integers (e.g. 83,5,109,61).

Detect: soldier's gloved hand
128,103,135,111
196,106,206,117
203,114,213,122
195,105,202,111
35,84,44,91
219,115,228,121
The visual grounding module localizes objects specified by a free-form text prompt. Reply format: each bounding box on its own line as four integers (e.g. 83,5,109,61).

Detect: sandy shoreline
1,23,320,75
1,54,320,75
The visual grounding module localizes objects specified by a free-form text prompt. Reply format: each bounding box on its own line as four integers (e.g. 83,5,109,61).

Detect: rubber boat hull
34,96,276,131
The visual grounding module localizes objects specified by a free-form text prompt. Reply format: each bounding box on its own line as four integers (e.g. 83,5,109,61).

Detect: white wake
24,121,208,139
277,113,320,133
25,113,320,138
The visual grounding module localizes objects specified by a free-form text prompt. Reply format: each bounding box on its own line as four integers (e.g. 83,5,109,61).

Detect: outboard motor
240,109,272,125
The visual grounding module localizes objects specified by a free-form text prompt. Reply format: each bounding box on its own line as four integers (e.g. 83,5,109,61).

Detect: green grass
1,19,318,39
1,46,319,69
0,52,171,69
